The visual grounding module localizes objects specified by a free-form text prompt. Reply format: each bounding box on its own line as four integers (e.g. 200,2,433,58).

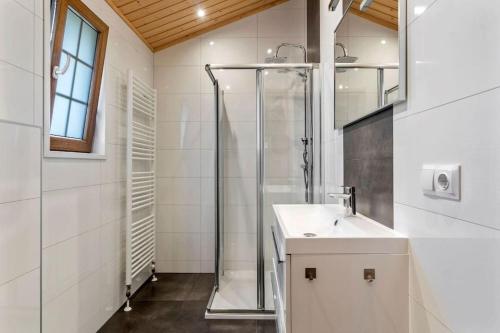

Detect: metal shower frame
205,63,319,317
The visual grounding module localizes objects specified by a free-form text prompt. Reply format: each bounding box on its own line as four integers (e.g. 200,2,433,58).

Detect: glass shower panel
262,68,311,310
210,70,259,312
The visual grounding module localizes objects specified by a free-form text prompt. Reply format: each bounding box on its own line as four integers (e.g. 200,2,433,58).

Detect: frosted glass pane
62,10,82,55
50,96,70,136
55,54,75,96
78,23,97,65
73,62,93,102
66,101,87,139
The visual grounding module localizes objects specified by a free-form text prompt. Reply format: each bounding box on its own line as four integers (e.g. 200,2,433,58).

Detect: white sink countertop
272,204,408,255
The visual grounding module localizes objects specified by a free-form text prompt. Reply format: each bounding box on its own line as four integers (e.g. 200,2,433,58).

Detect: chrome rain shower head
335,42,358,72
265,56,287,64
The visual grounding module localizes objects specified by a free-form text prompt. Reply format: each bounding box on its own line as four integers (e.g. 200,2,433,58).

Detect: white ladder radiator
125,71,158,312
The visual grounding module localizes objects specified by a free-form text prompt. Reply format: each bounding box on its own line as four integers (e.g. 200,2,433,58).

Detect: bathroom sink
272,204,407,255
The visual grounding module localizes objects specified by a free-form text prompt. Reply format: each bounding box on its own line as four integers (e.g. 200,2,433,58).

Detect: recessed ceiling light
225,85,231,90
380,39,387,45
353,68,359,71
338,84,343,90
197,9,206,17
264,71,269,75
209,41,215,46
267,48,273,54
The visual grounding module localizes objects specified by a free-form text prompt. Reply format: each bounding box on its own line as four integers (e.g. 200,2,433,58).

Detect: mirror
334,0,406,128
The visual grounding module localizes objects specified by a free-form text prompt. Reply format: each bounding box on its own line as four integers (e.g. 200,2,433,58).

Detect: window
50,0,108,153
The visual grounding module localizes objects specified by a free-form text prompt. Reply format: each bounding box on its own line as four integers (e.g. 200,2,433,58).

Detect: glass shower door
261,67,319,310
205,64,321,317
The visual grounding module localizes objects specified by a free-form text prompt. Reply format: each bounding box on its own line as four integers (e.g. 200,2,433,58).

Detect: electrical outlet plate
421,164,460,200
433,165,460,200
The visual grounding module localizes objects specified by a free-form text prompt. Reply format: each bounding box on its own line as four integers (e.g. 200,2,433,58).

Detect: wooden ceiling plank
134,0,231,30
126,0,188,21
153,0,287,51
146,0,263,42
353,0,398,19
139,0,253,36
350,7,398,30
113,0,136,7
105,0,155,51
372,0,398,10
150,0,286,49
120,0,164,15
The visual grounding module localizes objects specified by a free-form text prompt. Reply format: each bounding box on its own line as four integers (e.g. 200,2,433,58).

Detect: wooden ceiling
350,0,398,31
106,0,288,52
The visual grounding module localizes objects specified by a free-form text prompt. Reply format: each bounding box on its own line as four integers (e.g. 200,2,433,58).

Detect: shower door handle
271,225,285,263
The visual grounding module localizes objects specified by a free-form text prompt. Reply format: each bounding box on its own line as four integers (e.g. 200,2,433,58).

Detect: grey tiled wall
343,107,393,228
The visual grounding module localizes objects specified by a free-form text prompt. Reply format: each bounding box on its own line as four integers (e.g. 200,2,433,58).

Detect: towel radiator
124,71,158,312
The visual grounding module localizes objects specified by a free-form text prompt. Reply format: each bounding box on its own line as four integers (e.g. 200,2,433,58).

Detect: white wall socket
421,164,461,200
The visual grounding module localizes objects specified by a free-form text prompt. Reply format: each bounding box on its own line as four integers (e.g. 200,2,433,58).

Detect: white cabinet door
290,254,408,333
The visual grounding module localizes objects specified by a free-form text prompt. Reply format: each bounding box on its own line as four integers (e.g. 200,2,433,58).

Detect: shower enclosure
204,63,321,318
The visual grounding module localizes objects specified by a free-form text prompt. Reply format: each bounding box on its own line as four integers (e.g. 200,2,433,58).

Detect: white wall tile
0,0,34,71
406,0,500,115
100,182,125,224
43,268,105,333
394,87,500,231
395,204,500,333
201,38,257,64
43,185,101,248
410,297,452,333
157,94,201,122
43,158,101,191
202,16,257,39
155,66,200,94
154,38,201,66
156,260,201,273
0,199,39,285
0,268,40,333
33,16,43,76
101,144,126,183
200,150,215,178
0,123,40,203
157,178,201,205
257,7,305,38
42,228,101,304
156,233,201,261
157,149,201,178
0,62,34,125
157,122,201,149
157,205,201,233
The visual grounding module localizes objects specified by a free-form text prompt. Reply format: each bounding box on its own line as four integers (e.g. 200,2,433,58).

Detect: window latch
52,52,71,79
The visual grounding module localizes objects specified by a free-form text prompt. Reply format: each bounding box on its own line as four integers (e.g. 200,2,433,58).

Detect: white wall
153,0,307,273
0,0,42,331
41,1,153,332
394,1,500,332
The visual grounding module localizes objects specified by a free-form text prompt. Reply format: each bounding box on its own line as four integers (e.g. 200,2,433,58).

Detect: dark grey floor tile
99,273,276,333
185,274,215,301
133,273,198,301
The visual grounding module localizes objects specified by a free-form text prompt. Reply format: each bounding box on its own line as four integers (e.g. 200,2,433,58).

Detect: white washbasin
272,204,407,255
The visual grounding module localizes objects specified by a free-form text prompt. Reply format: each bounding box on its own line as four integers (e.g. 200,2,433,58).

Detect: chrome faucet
328,186,356,216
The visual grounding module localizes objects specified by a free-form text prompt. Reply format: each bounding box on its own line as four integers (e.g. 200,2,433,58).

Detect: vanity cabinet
271,204,409,333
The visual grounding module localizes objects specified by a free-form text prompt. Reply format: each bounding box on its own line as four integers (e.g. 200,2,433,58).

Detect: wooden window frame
50,0,108,153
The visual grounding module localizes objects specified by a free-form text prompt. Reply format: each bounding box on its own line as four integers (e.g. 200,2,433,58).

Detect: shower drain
303,233,317,237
